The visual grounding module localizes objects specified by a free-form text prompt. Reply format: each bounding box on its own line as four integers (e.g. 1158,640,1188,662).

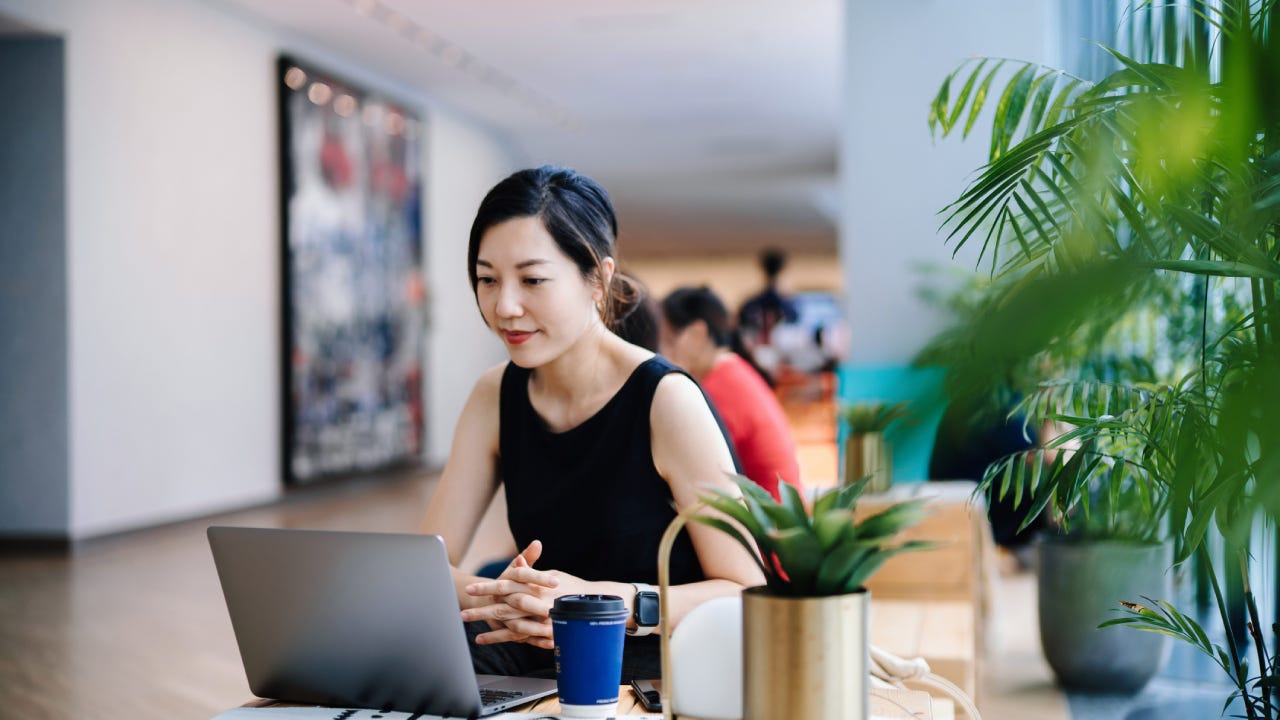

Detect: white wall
0,0,515,539
423,117,515,466
840,0,1049,365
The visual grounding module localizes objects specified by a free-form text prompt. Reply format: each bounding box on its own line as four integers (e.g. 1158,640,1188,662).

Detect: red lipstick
503,330,534,345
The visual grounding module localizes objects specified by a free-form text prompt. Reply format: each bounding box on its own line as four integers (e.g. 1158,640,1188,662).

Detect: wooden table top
243,686,653,717
516,685,650,715
243,685,949,718
518,684,951,719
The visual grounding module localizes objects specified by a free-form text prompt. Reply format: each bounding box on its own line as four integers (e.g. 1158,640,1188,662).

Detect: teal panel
835,364,948,484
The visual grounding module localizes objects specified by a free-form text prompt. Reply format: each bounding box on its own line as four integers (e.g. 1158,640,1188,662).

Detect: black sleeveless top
499,356,719,586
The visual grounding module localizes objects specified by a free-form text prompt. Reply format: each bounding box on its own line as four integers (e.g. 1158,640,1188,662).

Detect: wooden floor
0,469,1068,720
0,471,472,720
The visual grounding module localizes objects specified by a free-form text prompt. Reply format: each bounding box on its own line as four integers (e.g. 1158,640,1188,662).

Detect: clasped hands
461,539,587,650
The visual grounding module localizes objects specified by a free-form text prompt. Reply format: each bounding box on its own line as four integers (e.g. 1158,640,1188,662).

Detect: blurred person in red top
659,285,802,500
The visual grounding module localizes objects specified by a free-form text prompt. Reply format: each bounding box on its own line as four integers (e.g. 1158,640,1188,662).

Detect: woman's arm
463,372,765,646
645,372,766,625
420,363,506,610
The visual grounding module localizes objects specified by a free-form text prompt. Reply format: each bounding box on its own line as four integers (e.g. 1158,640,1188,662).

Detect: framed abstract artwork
278,56,425,484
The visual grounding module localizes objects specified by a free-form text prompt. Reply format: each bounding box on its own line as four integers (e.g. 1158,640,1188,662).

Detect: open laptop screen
207,527,554,716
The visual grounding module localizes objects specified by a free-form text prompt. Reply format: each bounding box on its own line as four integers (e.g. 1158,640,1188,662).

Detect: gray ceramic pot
1036,537,1172,692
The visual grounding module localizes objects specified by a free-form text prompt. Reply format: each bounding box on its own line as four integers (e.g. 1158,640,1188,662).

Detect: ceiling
218,0,842,253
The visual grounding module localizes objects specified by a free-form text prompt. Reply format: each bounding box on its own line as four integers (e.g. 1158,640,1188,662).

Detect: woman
659,285,802,500
420,166,762,681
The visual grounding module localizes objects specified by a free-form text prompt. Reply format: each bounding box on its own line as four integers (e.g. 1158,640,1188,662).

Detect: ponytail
608,272,661,351
603,271,643,332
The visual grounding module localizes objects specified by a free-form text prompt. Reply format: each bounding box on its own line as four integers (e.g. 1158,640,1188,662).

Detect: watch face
636,591,660,626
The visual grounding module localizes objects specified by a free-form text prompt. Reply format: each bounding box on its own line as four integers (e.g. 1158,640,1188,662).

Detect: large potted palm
926,0,1280,715
918,274,1187,692
981,380,1181,691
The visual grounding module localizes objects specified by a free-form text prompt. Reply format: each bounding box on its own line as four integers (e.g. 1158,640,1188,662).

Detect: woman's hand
461,540,591,649
462,541,543,632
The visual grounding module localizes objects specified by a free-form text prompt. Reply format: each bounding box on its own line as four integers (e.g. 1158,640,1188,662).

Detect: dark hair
660,286,733,348
661,285,777,386
760,248,787,279
614,291,660,351
467,165,640,330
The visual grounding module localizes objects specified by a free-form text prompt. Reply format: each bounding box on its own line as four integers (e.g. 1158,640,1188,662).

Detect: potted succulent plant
839,401,912,493
688,475,933,720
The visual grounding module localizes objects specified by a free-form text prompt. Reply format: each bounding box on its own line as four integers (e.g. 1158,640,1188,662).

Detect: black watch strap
627,582,659,636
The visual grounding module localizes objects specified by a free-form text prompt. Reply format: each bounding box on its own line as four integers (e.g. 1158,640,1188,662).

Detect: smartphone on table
630,678,663,712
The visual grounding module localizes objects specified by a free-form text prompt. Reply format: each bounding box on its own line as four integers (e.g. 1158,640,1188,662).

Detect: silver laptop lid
207,526,485,716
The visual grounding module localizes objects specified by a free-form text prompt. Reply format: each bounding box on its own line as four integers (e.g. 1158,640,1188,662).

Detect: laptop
207,526,558,717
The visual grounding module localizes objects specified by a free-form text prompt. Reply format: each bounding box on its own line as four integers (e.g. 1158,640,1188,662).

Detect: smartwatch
627,582,660,636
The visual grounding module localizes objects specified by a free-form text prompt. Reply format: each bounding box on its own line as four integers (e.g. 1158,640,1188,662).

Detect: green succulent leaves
693,475,934,597
838,401,913,434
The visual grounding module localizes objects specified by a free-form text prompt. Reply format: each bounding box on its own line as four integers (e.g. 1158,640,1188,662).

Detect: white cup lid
559,701,620,718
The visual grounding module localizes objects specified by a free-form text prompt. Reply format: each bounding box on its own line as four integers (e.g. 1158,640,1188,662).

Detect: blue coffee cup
550,594,629,718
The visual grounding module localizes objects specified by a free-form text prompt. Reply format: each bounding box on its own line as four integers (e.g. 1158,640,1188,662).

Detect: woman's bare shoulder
466,361,512,408
650,370,709,418
477,360,510,387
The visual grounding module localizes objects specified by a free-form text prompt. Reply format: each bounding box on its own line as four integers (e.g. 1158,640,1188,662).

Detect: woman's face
474,216,607,368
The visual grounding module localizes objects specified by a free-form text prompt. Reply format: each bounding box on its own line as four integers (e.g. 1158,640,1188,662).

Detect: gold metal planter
845,432,891,493
742,587,869,720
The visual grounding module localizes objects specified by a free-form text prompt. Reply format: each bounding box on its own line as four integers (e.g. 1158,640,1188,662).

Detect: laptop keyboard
480,688,525,706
